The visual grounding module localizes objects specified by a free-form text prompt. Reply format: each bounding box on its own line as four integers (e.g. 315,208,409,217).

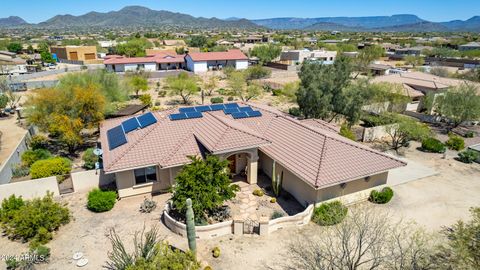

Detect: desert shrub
252,189,264,197
421,137,446,153
29,135,49,150
369,187,394,204
361,113,395,127
457,150,479,164
139,197,157,213
82,148,98,170
245,65,271,80
204,266,212,270
270,197,277,203
212,247,221,258
217,88,226,95
87,188,117,212
312,201,348,226
154,100,161,106
30,157,71,179
445,134,465,151
289,107,302,117
227,96,234,101
339,124,356,141
11,164,30,178
271,211,284,220
139,94,152,107
0,193,70,243
210,97,224,104
29,227,53,248
272,89,283,96
207,205,231,222
158,90,167,97
31,244,51,263
464,131,475,138
21,149,52,167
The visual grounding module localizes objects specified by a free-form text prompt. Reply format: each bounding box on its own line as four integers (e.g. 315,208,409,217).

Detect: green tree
7,42,22,53
404,55,425,68
384,113,431,152
227,70,262,101
250,44,281,65
165,73,199,104
128,74,149,97
203,75,219,96
244,66,271,81
353,45,384,78
0,94,8,111
171,155,239,223
115,38,152,57
426,84,480,128
188,36,208,48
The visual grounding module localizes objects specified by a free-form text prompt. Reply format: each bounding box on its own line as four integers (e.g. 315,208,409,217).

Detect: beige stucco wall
71,169,115,192
0,177,59,201
115,166,177,198
258,151,389,207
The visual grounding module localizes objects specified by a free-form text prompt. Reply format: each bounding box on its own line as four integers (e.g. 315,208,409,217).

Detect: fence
71,169,115,192
0,176,59,201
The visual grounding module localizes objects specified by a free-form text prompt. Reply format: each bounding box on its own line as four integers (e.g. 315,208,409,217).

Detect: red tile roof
103,52,185,65
99,103,405,189
186,49,248,62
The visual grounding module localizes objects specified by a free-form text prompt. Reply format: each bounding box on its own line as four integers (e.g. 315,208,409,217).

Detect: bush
270,197,276,203
421,137,446,153
158,90,167,97
21,149,52,167
445,134,465,151
30,157,71,179
465,131,475,138
271,211,284,220
369,187,394,204
339,124,356,141
82,148,98,170
212,247,221,258
139,94,152,107
87,188,117,212
227,96,234,101
289,107,301,117
31,244,51,263
29,135,49,150
245,65,271,80
312,201,348,226
0,193,70,243
11,164,30,178
252,189,264,197
217,88,226,95
272,89,283,96
210,97,224,104
457,150,479,164
139,197,157,213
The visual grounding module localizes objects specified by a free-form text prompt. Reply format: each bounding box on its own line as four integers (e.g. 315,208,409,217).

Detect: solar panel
231,111,249,119
224,108,240,114
224,103,239,109
107,125,127,150
121,117,140,133
179,107,197,113
137,112,157,128
194,105,211,112
247,110,262,117
238,106,254,112
186,111,203,119
169,113,188,121
210,104,225,111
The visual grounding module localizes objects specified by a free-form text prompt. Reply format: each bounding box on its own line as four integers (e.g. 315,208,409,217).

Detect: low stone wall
263,204,314,235
163,202,234,239
0,176,59,201
362,124,398,142
71,169,115,192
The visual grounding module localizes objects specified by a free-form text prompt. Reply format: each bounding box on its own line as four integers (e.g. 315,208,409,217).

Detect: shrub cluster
0,193,70,246
457,150,479,164
421,137,446,153
21,149,52,167
82,148,98,170
339,124,356,141
445,134,465,151
288,107,301,117
87,188,117,212
369,187,394,204
30,157,71,179
29,135,49,150
312,201,348,226
210,97,224,104
271,210,284,220
252,189,264,197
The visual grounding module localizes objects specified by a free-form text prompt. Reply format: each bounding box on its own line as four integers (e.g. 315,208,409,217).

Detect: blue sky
3,0,480,23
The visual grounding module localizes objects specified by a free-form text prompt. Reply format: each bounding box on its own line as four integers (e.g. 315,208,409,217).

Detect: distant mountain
304,22,365,32
374,21,450,32
0,16,27,27
36,6,260,29
441,16,480,31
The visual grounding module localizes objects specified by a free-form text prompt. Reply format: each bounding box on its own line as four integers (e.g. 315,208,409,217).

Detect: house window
134,166,157,185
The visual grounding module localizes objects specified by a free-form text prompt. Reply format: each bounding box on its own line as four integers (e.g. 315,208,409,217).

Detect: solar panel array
169,103,262,121
108,112,158,150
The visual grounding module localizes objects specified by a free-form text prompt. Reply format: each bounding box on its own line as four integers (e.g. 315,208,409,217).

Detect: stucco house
184,50,249,73
104,52,185,72
99,103,405,207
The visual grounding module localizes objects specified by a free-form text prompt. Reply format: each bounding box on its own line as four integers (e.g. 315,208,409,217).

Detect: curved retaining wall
266,204,314,234
163,202,234,239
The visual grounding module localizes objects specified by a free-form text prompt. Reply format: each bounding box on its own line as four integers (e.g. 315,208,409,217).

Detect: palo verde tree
171,155,239,223
126,71,149,97
115,38,153,57
250,44,282,65
165,72,199,105
383,113,431,152
353,45,384,78
226,70,262,102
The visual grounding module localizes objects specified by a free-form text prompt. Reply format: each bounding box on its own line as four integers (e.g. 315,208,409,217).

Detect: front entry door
227,155,236,174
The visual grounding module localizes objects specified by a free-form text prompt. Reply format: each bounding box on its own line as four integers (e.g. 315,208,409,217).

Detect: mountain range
0,6,479,32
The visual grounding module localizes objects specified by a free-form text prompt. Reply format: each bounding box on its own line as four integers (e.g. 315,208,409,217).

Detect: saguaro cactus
186,198,197,254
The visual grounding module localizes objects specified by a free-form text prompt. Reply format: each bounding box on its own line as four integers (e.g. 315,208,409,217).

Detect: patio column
247,156,258,185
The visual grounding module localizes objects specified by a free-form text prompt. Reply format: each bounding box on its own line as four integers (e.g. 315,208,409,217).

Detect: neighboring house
459,42,480,51
279,49,337,65
390,46,433,60
104,52,185,72
368,63,393,76
425,57,480,69
0,51,27,75
99,102,405,206
50,45,100,64
185,49,248,73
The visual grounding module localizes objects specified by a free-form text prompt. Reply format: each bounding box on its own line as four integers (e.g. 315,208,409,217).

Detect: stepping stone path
234,185,260,220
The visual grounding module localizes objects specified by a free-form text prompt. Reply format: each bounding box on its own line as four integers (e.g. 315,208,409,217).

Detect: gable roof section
187,49,248,62
104,52,185,65
100,103,405,189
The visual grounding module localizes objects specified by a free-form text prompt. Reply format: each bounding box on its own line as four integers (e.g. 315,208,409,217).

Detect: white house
185,50,249,73
104,52,185,72
280,49,337,65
